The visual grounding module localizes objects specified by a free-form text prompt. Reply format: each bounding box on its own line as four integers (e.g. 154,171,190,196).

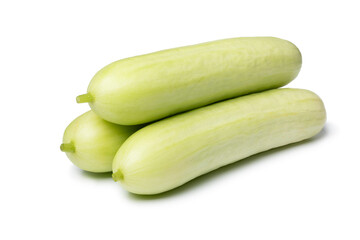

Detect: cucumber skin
112,88,326,195
62,111,141,173
87,37,302,125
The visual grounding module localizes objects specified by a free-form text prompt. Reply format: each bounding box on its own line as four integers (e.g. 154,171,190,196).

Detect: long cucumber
112,88,326,194
61,111,142,173
77,37,302,125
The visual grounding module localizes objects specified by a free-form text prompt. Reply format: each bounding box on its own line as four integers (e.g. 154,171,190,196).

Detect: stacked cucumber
61,37,326,195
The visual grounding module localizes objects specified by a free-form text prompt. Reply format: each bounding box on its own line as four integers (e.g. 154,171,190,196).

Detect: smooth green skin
61,111,141,173
112,88,326,195
79,37,302,125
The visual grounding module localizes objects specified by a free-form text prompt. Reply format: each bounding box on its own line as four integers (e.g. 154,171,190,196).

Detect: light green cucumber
77,37,302,125
61,111,142,173
112,88,326,195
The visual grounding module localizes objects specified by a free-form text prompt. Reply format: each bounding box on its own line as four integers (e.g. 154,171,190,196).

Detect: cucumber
60,111,142,173
77,37,302,125
112,88,326,194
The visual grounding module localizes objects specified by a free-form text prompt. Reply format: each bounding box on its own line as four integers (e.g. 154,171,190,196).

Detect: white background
1,1,359,239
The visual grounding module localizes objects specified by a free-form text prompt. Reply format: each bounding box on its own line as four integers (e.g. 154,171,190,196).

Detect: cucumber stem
60,143,75,153
112,171,124,182
76,93,93,103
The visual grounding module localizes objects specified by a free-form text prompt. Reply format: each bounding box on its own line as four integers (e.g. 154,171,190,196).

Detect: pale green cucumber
61,111,142,173
112,88,326,195
77,37,302,125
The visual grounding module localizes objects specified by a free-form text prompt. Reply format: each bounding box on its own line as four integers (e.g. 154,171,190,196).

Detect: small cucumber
77,37,302,125
112,88,326,194
60,111,141,173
